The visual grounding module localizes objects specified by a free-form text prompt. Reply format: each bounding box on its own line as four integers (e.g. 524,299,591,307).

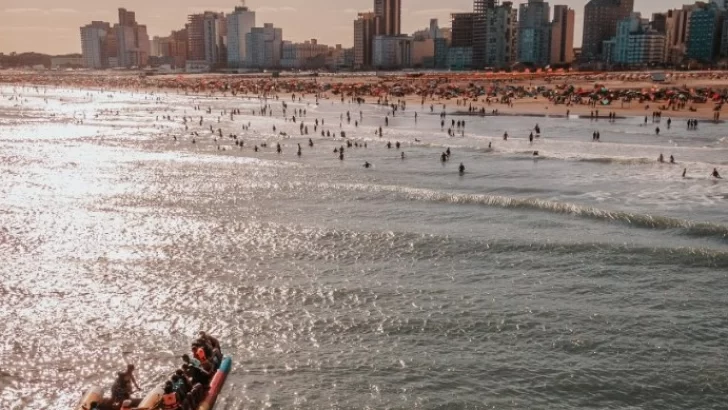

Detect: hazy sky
0,0,695,54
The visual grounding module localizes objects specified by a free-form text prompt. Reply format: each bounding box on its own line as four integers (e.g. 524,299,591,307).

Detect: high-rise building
187,14,206,61
354,12,376,69
169,29,189,68
478,1,519,69
712,0,727,11
551,5,575,65
651,13,667,33
451,13,478,48
103,29,118,67
450,13,477,69
203,12,227,65
430,19,440,39
281,39,331,69
664,5,694,65
470,1,488,69
227,4,256,68
372,35,412,68
686,3,725,63
151,36,163,57
114,8,150,68
153,29,188,69
118,8,136,26
609,12,665,66
434,37,450,68
412,37,435,67
518,0,551,66
474,0,497,13
246,23,283,68
581,0,634,62
80,21,111,69
374,0,401,36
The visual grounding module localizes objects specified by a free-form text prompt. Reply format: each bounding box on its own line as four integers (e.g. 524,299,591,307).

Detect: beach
1,69,726,120
1,78,728,409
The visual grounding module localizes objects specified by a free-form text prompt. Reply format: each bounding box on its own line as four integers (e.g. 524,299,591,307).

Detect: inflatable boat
75,356,233,410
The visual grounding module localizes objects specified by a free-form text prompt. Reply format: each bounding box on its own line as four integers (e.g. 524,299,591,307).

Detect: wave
575,156,654,165
164,220,728,269
315,182,728,241
329,134,725,170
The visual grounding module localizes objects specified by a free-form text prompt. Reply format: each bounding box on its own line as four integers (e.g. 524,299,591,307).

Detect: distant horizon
0,0,699,54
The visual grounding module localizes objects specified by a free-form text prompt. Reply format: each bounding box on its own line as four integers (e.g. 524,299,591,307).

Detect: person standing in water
124,364,141,392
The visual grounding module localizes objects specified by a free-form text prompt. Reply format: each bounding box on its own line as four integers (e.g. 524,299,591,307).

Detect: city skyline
0,0,696,54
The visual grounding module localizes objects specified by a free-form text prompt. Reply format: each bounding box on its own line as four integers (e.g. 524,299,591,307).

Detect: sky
0,0,698,54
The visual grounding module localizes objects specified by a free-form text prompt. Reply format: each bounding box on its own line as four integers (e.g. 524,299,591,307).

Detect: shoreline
1,70,725,121
446,110,724,122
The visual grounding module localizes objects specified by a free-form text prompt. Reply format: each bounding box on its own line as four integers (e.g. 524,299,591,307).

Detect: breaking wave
315,182,728,240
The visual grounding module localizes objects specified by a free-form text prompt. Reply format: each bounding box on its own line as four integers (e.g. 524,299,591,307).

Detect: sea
1,85,727,410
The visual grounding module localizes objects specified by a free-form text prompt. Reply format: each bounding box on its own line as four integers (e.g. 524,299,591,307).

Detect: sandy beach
1,69,726,120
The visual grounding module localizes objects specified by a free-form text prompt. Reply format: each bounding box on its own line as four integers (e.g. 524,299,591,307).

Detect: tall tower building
474,0,497,13
551,5,575,65
664,5,694,64
114,8,150,68
80,21,111,68
686,3,724,62
374,0,401,36
581,0,634,62
118,8,136,26
518,0,551,66
354,12,376,68
187,14,205,61
485,1,519,69
245,23,283,68
430,19,440,39
203,12,227,65
227,2,256,68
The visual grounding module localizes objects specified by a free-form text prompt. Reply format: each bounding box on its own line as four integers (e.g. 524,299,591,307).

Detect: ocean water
1,85,728,410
